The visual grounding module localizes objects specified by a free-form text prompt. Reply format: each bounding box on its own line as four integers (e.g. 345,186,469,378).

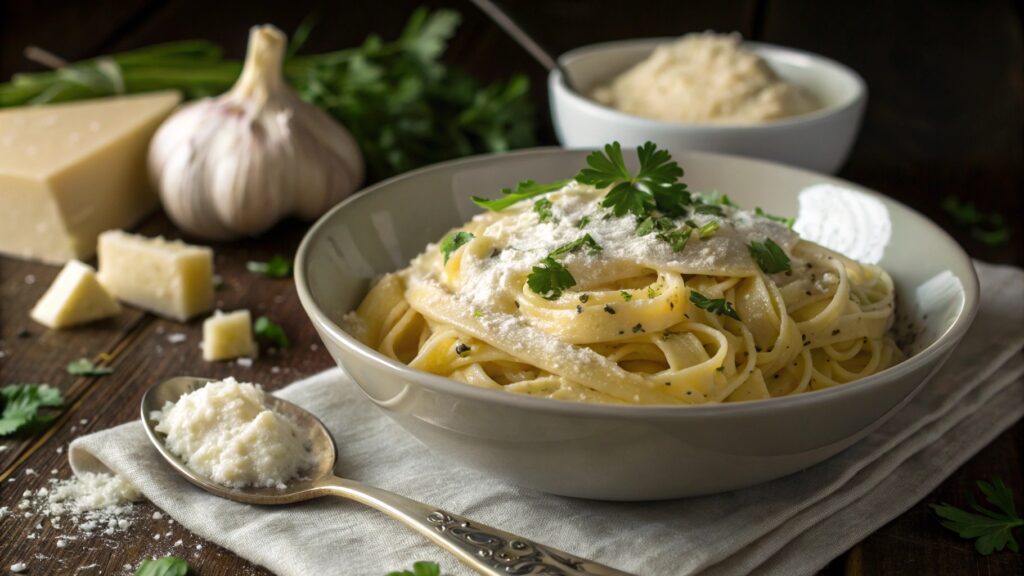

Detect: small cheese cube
30,260,121,328
203,310,256,361
97,230,214,321
0,92,181,264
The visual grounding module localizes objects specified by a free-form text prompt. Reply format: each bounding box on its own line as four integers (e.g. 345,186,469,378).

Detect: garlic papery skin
148,25,365,240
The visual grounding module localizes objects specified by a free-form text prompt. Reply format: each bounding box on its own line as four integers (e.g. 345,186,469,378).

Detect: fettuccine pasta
345,173,900,405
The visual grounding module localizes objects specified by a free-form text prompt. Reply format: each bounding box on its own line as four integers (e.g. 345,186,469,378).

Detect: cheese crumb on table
97,230,214,321
202,310,256,361
29,260,121,329
152,377,312,489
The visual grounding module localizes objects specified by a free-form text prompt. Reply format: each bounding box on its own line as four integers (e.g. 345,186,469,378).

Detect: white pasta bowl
549,38,867,174
295,148,977,501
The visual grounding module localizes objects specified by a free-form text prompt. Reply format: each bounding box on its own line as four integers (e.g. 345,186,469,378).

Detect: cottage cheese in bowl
592,32,819,124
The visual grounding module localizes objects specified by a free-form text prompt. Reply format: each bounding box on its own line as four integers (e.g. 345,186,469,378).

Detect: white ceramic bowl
549,38,867,174
295,148,977,501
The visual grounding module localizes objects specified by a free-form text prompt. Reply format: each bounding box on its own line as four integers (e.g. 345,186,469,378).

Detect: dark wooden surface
1,0,1022,574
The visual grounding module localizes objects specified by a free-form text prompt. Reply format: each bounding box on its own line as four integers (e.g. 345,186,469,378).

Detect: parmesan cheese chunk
0,92,181,264
30,260,121,328
97,230,214,321
202,310,256,361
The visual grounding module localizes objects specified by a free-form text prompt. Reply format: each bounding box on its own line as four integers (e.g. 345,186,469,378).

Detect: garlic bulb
148,25,364,240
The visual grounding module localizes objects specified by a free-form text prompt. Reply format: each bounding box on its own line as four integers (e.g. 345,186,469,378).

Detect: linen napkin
69,261,1024,576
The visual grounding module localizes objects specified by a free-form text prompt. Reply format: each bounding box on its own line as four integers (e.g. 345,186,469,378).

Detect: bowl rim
295,147,979,419
550,36,868,131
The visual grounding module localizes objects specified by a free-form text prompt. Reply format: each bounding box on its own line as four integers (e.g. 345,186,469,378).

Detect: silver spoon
468,0,580,94
141,376,632,576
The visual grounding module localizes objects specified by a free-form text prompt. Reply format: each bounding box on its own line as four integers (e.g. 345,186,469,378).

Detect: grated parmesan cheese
152,377,312,489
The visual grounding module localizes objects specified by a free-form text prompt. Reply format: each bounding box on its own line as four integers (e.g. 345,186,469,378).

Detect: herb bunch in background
0,8,536,182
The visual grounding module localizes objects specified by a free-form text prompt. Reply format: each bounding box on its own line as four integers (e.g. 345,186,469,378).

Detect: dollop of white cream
152,378,311,489
794,184,891,264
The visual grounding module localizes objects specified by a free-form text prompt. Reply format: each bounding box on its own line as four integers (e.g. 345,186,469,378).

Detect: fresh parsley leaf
576,141,690,217
576,215,591,229
472,179,568,211
135,556,189,576
67,358,113,377
698,191,739,207
941,196,1011,246
636,216,674,237
0,384,63,436
748,238,792,274
754,207,795,229
439,231,475,263
660,225,694,252
621,291,633,302
533,198,554,223
386,560,442,576
931,478,1023,555
254,316,290,349
549,234,602,257
697,220,720,240
689,290,740,321
527,257,576,300
246,255,292,278
692,204,725,216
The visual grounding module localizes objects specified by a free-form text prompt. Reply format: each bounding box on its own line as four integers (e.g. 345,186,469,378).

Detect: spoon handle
319,476,634,575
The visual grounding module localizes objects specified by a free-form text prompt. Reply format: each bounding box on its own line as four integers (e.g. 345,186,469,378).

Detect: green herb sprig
67,358,113,377
527,257,576,300
247,256,292,278
255,316,290,349
472,179,569,211
748,238,792,274
0,384,63,436
387,560,441,576
689,290,741,321
575,142,691,218
135,556,189,576
439,231,474,263
932,478,1022,555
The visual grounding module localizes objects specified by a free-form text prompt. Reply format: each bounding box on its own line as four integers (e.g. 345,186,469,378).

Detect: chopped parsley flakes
748,238,792,274
439,231,474,263
533,198,554,223
689,290,741,321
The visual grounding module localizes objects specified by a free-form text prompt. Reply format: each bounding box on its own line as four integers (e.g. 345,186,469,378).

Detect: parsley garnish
647,286,661,298
692,204,725,216
0,384,63,436
549,234,603,257
754,207,795,229
135,556,189,576
698,191,738,207
689,290,741,321
748,238,792,274
942,196,1010,246
661,225,694,252
472,179,569,211
620,291,633,302
527,257,576,300
697,220,720,239
931,478,1023,555
387,561,441,576
575,141,690,218
439,231,475,263
246,255,292,278
67,358,113,377
255,316,290,349
636,216,675,237
533,198,554,223
576,216,591,229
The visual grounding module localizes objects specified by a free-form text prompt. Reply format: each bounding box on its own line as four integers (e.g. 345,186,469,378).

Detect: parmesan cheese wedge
30,260,121,328
97,230,214,321
0,92,182,264
202,310,256,361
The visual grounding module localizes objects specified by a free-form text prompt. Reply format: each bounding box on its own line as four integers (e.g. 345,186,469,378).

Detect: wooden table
1,1,1021,574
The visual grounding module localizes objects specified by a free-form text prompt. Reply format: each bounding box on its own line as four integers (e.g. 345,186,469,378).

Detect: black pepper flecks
576,305,583,315
632,323,645,333
454,343,471,356
579,294,590,303
604,305,616,314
